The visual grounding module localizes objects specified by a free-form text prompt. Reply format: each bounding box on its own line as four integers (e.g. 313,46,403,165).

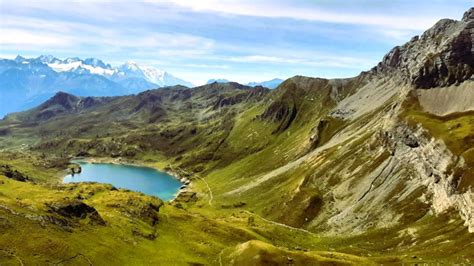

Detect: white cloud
1,14,215,58
180,63,229,69
7,0,446,31
149,0,443,30
1,15,102,34
225,54,375,69
228,55,300,64
0,29,75,48
377,29,418,42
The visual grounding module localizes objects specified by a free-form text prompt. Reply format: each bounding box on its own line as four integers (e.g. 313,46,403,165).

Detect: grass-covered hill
0,7,473,265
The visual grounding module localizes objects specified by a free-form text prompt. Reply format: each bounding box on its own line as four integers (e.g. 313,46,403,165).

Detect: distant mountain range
206,79,232,84
206,78,283,89
0,55,193,117
247,78,284,89
0,54,284,117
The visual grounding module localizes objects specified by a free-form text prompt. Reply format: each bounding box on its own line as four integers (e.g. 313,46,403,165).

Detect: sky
0,0,472,85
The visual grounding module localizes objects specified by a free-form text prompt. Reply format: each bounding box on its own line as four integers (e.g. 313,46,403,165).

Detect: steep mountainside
0,7,473,265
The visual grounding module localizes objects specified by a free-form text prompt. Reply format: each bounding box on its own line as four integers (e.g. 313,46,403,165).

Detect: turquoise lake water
64,162,181,201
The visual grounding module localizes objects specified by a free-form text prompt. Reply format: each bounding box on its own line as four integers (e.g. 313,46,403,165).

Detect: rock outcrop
372,8,473,88
0,165,30,182
46,199,106,226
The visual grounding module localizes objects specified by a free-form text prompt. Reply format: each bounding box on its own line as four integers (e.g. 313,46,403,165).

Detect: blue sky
0,0,471,85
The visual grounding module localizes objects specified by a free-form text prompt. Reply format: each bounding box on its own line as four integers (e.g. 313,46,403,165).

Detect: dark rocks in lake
70,164,82,175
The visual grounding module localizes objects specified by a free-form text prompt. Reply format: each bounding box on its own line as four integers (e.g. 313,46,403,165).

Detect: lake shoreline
69,156,191,201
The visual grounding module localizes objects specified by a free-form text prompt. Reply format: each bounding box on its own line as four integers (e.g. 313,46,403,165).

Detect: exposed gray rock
371,12,473,89
462,7,474,22
328,109,355,120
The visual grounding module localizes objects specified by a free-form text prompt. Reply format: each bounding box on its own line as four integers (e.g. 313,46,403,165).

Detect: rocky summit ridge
371,7,473,89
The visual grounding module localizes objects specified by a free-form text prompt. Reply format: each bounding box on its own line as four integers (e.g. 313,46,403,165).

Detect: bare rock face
462,7,474,22
412,22,473,88
372,10,473,89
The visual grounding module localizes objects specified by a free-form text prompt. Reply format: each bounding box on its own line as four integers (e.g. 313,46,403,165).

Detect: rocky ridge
371,7,473,88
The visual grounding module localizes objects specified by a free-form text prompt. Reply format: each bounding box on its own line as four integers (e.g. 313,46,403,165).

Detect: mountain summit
115,61,193,87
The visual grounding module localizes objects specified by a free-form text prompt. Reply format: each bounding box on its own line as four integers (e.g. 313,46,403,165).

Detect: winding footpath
174,166,214,206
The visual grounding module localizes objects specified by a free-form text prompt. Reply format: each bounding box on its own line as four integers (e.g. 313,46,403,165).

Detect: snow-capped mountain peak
36,55,60,64
48,60,82,72
141,66,166,85
0,54,194,117
5,55,194,88
116,61,145,78
46,57,115,76
64,57,81,64
83,58,109,68
120,61,140,70
115,62,192,87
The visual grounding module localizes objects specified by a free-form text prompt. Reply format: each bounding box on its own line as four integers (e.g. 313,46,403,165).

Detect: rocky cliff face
284,9,474,235
372,7,473,89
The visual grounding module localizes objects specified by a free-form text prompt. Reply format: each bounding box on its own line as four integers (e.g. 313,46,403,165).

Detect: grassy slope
0,78,473,264
0,169,383,265
2,152,470,265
